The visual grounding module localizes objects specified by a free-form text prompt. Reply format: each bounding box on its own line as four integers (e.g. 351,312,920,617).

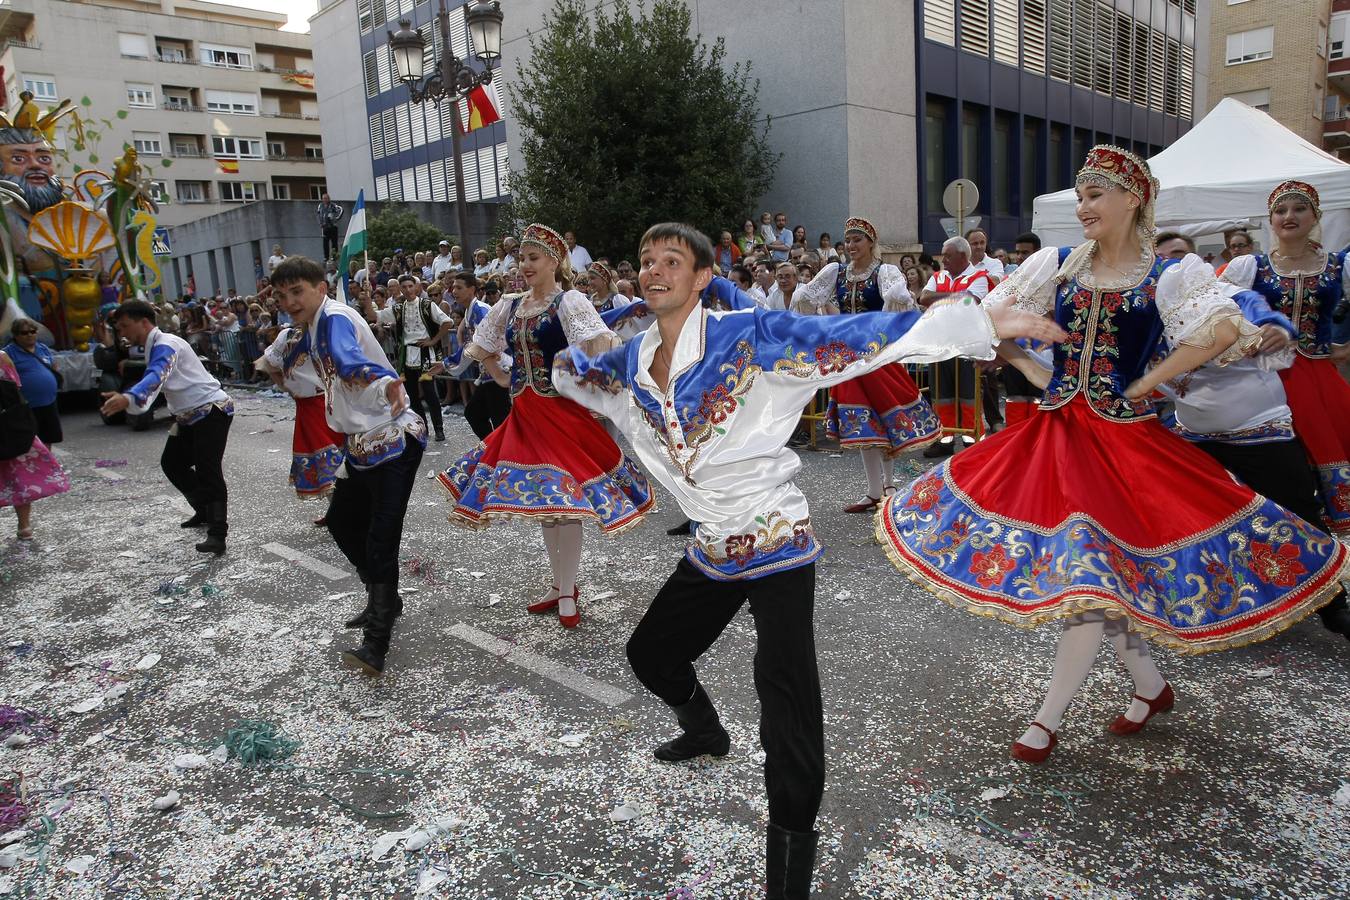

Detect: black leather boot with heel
652,682,731,762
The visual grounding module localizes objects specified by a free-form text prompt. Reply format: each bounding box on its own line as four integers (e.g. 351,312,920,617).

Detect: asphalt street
1,389,1348,898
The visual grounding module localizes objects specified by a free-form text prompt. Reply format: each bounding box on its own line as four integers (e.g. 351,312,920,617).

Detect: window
22,76,57,102
1022,0,1047,75
304,144,323,159
164,92,192,111
219,181,262,202
309,184,325,200
126,83,155,108
1226,88,1271,112
961,105,982,189
267,141,284,158
924,97,950,215
357,0,373,33
271,183,291,199
149,181,168,202
211,136,263,159
363,50,378,98
1315,85,1326,120
157,43,187,63
1021,119,1041,218
1048,0,1071,81
177,181,207,203
200,44,253,69
960,0,990,57
992,0,1018,66
1332,15,1350,60
118,32,149,58
1049,123,1068,191
1320,23,1329,59
923,0,956,46
1226,27,1274,65
993,112,1013,215
133,132,162,155
205,90,258,115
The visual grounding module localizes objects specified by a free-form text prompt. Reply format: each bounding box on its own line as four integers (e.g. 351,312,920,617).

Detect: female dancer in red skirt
797,217,941,512
879,146,1349,763
439,224,654,628
1246,182,1350,538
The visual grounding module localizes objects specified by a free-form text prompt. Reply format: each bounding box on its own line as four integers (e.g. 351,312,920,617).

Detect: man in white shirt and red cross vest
919,235,995,456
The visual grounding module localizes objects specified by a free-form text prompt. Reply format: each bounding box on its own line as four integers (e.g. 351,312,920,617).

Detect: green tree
365,204,454,264
508,0,778,263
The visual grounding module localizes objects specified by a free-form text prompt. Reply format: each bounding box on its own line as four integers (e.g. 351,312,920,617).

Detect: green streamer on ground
223,720,299,766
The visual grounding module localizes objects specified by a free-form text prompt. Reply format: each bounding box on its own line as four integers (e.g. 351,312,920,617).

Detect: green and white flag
337,189,366,304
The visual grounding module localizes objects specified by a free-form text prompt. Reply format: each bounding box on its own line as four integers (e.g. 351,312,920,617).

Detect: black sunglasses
13,328,37,335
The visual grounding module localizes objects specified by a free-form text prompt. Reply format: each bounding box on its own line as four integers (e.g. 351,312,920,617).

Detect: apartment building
0,0,325,228
313,0,1208,249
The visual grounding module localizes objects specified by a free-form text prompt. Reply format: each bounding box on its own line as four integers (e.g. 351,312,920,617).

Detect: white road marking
447,623,633,707
94,468,125,482
261,542,350,581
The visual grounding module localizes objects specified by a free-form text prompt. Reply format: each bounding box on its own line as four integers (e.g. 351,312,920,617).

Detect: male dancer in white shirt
552,223,1063,898
270,257,425,675
100,301,234,555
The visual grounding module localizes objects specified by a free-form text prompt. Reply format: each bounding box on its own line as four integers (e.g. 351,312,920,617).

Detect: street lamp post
388,0,503,255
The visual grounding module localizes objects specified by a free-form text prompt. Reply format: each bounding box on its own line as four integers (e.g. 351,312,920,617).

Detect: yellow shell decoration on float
27,200,115,262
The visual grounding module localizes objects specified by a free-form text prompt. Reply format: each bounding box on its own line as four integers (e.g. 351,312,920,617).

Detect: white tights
860,448,893,501
539,522,582,616
1017,611,1167,749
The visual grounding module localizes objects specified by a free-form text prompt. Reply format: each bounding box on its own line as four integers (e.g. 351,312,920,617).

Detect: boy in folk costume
552,223,1063,897
366,274,453,442
271,257,425,675
100,301,234,555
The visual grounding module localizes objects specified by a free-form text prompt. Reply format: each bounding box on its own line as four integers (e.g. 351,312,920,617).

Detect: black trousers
464,381,510,440
322,226,339,260
161,408,231,536
1195,436,1323,526
325,440,423,585
626,558,824,832
31,403,62,446
402,366,444,436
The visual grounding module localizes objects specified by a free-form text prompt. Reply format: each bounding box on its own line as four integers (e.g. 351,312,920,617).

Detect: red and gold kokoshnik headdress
844,216,877,243
521,223,568,262
587,261,616,283
1077,145,1154,207
1268,180,1320,215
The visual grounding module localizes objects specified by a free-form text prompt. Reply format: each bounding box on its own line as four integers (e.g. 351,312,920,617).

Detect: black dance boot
194,502,227,555
653,682,731,762
342,584,396,675
344,575,404,629
180,506,208,528
1318,589,1350,640
765,823,819,899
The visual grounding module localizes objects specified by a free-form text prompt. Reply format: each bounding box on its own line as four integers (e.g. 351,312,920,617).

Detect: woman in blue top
3,318,62,445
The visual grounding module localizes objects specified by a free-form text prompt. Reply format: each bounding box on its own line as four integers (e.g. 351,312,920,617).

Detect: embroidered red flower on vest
1249,541,1307,588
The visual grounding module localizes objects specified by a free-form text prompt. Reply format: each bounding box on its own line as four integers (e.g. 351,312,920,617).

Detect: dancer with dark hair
100,300,234,555
268,256,425,675
554,221,1064,897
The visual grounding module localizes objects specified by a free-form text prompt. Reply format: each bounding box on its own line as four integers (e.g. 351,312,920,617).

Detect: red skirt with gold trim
1280,354,1350,535
290,394,345,498
825,363,941,456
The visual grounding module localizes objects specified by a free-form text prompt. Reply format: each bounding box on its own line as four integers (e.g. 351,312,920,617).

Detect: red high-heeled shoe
557,586,581,629
1011,722,1057,764
527,586,560,614
1108,682,1174,736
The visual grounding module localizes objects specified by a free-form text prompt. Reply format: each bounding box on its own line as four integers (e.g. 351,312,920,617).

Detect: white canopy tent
1031,99,1350,251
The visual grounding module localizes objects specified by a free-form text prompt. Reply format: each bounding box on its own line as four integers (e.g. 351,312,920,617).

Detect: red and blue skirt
291,394,345,498
878,396,1347,654
438,387,653,532
826,363,941,456
1280,354,1350,535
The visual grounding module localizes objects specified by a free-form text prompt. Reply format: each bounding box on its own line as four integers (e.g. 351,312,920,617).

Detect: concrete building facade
0,0,325,231
313,0,1208,251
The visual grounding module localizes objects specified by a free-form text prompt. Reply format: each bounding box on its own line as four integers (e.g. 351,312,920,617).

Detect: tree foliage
366,204,454,263
508,0,779,263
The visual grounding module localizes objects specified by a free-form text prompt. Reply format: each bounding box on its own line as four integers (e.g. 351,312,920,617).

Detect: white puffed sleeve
1157,254,1262,365
467,293,515,359
259,327,290,372
1219,254,1257,291
557,289,614,345
982,246,1060,316
798,262,841,310
877,264,916,312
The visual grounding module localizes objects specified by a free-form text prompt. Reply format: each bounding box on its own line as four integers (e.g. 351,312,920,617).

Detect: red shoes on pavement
1107,682,1175,735
527,584,582,628
843,496,880,514
1011,722,1058,764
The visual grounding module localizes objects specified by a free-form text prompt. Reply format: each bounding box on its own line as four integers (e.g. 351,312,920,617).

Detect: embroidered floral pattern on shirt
1254,254,1341,358
679,340,757,445
773,335,887,378
694,511,818,575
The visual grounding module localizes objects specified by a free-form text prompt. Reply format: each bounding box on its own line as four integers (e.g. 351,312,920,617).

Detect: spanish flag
217,159,239,174
462,84,501,133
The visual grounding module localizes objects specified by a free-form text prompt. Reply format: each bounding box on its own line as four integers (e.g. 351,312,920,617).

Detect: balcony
170,147,208,158
1324,113,1350,149
1330,56,1350,94
265,153,322,162
0,38,37,53
163,102,207,113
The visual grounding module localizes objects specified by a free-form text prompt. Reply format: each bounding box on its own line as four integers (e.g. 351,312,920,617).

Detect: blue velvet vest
1040,254,1175,421
507,293,567,398
834,263,884,313
1250,251,1345,359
